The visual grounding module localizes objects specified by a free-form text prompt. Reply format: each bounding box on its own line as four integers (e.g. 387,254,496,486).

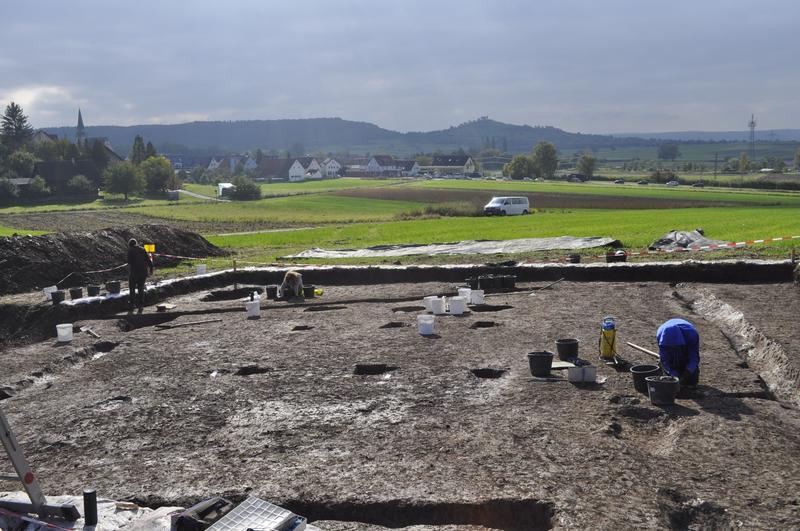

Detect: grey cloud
2,0,799,133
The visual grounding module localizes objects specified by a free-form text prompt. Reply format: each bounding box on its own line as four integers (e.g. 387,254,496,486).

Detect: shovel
80,325,100,338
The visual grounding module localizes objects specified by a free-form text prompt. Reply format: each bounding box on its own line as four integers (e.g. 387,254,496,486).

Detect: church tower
76,108,87,143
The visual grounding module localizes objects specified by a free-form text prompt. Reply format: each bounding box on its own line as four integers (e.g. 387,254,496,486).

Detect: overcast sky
2,0,798,134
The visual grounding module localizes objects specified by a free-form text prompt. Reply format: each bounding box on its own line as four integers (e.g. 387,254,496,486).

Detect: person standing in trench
127,238,153,312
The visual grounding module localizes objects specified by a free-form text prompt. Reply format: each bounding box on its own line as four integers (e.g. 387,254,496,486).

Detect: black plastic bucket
69,287,83,300
527,351,554,377
106,281,121,294
646,375,680,405
630,364,661,394
501,275,516,289
87,285,101,296
266,285,278,299
555,338,580,360
303,285,316,298
606,251,627,263
51,290,65,305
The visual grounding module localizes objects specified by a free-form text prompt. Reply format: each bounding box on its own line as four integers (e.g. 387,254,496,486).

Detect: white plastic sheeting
0,492,182,530
282,236,619,259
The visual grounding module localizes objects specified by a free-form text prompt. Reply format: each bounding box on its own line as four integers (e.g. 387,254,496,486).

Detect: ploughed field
1,281,800,529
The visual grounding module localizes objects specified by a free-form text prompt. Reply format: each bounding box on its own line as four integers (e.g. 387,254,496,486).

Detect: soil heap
0,224,227,294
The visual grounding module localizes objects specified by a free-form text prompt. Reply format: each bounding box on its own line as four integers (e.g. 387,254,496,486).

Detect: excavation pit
1,274,799,529
471,367,508,379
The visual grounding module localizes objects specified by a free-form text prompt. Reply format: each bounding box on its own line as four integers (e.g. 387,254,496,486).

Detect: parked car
637,180,649,185
484,196,530,216
666,180,679,187
692,182,705,188
613,179,625,184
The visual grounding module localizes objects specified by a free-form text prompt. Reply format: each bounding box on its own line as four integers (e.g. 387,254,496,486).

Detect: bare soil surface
0,210,293,235
0,225,226,294
334,187,764,209
1,280,799,529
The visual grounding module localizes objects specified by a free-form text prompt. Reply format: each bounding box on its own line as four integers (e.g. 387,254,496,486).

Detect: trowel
79,324,100,338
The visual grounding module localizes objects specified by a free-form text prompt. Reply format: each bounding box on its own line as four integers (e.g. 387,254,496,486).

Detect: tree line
0,101,179,203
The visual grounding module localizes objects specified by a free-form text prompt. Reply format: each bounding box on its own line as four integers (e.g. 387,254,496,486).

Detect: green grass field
127,195,426,224
2,177,798,266
206,205,800,264
405,179,800,205
183,177,402,198
561,141,799,162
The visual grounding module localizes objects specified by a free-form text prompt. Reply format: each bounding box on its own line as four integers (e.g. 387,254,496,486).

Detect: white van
483,196,530,216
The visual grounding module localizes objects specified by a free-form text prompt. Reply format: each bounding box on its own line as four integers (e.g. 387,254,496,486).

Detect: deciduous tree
230,175,261,200
576,152,596,177
531,141,558,178
104,161,144,200
658,142,680,160
141,156,174,194
503,155,535,180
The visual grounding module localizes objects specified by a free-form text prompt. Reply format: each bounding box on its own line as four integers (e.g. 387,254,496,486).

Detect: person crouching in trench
656,318,700,387
127,238,153,312
279,270,304,299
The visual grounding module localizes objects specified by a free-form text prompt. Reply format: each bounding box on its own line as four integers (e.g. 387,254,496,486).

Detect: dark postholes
354,363,396,375
284,498,554,530
391,305,427,313
471,368,508,379
470,321,497,329
379,322,406,329
528,351,554,377
470,304,513,313
235,365,271,376
304,305,347,312
292,325,314,331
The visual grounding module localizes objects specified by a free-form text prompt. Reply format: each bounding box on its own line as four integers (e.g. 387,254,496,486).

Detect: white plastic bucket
423,296,438,312
470,290,485,305
430,297,446,315
448,296,466,315
197,264,207,275
417,315,435,335
56,323,73,342
245,301,260,318
43,285,58,300
458,288,471,302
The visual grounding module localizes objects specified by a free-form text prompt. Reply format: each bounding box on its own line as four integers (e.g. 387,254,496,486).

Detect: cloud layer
2,0,798,133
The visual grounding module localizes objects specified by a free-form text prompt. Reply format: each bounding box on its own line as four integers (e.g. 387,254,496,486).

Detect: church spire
76,108,86,142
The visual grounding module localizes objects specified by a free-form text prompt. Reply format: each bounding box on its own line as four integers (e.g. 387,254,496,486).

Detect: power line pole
714,152,718,181
748,114,756,162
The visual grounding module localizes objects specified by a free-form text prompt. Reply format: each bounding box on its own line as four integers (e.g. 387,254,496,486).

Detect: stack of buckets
418,288,485,335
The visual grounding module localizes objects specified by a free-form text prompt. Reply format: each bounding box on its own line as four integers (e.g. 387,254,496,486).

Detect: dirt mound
0,224,227,294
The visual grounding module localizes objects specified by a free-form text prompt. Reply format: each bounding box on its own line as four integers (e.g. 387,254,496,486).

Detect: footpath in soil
0,281,799,530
